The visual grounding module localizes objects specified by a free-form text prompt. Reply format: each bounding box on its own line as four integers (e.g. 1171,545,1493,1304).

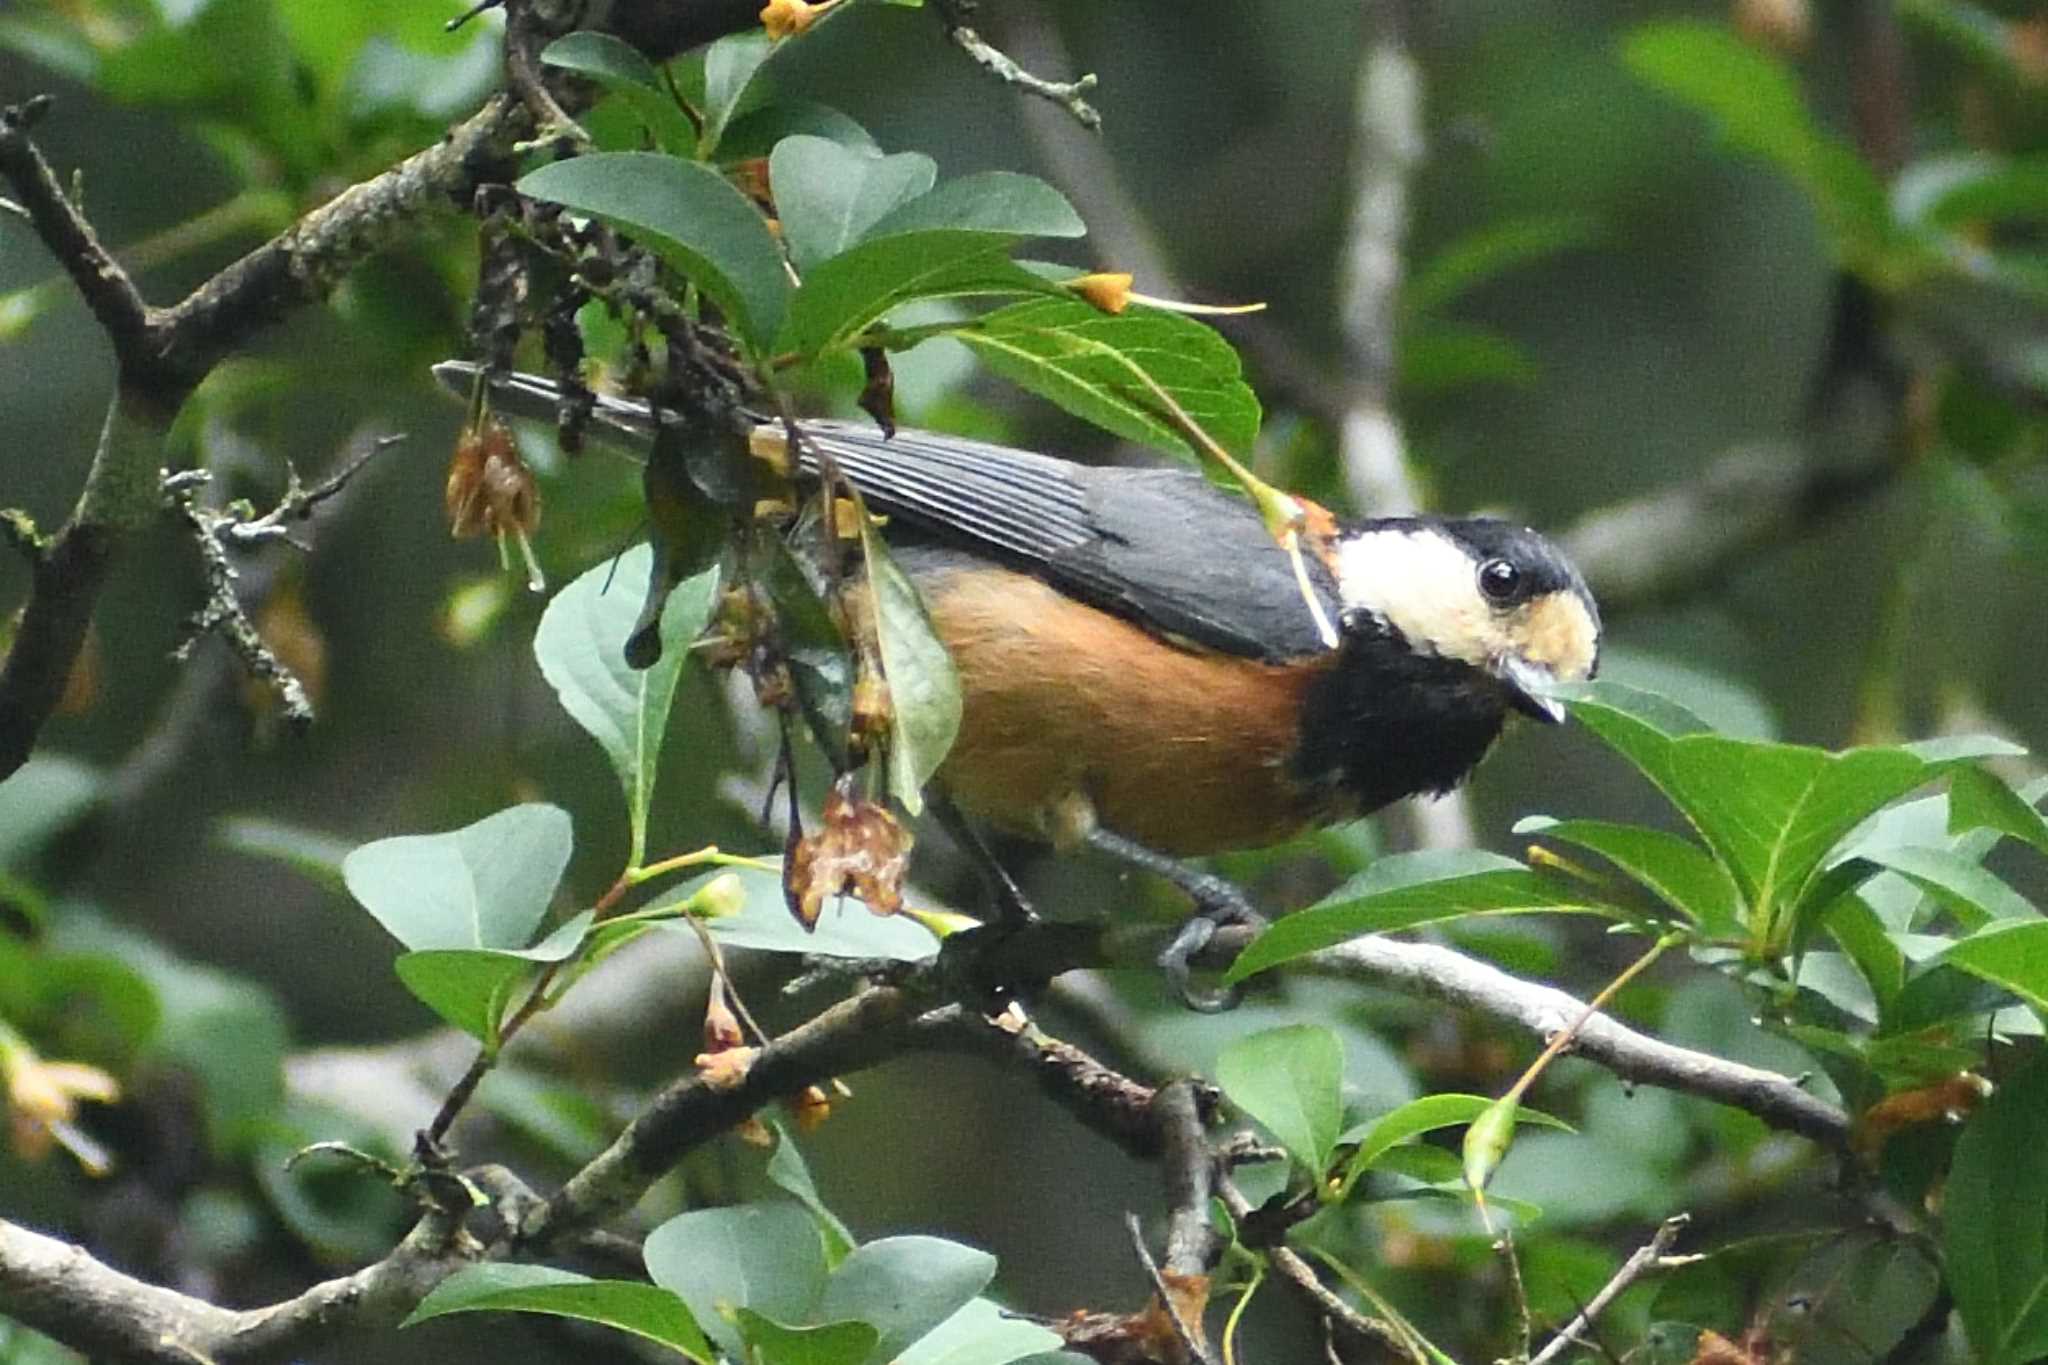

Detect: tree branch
1337,0,1424,521
0,98,153,368
1560,432,1903,614
0,1200,464,1365
0,94,531,782
1302,936,1849,1147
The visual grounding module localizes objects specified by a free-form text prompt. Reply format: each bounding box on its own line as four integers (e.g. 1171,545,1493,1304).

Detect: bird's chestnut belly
914,564,1340,855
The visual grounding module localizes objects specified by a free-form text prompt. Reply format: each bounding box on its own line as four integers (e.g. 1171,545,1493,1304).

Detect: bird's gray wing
796,419,1338,663
435,363,1337,661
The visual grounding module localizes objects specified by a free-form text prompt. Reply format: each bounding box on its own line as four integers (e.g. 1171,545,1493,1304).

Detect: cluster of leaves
530,28,1262,460
1193,680,2048,1361
307,552,2048,1365
408,1172,1085,1365
1622,18,2047,535
338,546,938,1060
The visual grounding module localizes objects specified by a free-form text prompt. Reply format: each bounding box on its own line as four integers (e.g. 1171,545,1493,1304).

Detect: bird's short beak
1496,654,1566,724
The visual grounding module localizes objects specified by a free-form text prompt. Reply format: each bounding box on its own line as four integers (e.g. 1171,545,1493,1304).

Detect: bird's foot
1084,827,1268,1011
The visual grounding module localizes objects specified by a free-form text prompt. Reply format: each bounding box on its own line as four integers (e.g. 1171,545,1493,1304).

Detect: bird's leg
932,793,1038,928
1083,827,1267,1012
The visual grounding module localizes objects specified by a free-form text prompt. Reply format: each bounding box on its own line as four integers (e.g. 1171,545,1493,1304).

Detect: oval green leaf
535,545,720,866
403,1264,714,1362
858,520,961,815
1215,1023,1344,1177
818,1236,996,1363
517,151,788,350
1948,1056,2048,1364
342,804,572,951
771,135,936,274
1226,851,1606,984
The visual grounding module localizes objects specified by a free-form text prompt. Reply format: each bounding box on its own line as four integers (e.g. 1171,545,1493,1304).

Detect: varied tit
434,363,1602,999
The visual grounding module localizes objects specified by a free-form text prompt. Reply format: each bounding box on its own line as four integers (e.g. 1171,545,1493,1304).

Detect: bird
434,362,1602,1003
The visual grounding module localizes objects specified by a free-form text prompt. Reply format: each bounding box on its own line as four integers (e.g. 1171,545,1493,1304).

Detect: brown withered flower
446,414,545,590
783,778,912,927
1056,1272,1211,1365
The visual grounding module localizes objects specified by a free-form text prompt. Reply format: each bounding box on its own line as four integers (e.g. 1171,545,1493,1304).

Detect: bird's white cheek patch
1333,528,1495,665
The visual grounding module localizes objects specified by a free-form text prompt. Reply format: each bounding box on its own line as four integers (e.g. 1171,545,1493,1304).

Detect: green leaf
536,545,720,866
818,1236,996,1363
1515,817,1742,934
1226,851,1607,984
393,951,528,1044
404,1264,714,1361
393,913,592,1045
858,519,961,815
1898,153,2048,232
864,172,1082,240
1932,920,2048,1016
774,167,1073,358
895,1299,1064,1365
771,136,936,275
1216,1024,1345,1177
1597,647,1780,739
1902,734,2028,764
1863,845,2037,929
0,754,100,869
1338,1093,1572,1199
721,103,880,161
645,1203,828,1361
652,868,938,961
1662,738,1932,933
517,152,789,351
1948,1056,2048,1364
149,969,287,1153
1824,895,1906,1019
342,804,573,951
701,31,774,154
1556,680,1711,800
540,32,693,153
737,1310,879,1365
1950,769,2048,858
1621,21,1895,270
760,536,854,767
1403,214,1598,317
767,1125,857,1264
954,298,1262,458
781,236,1060,358
1398,324,1539,395
214,816,353,891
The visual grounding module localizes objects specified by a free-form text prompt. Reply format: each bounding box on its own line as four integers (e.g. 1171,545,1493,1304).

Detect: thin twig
0,97,154,367
1125,1211,1217,1365
930,0,1101,131
161,444,391,728
1527,1214,1694,1365
1215,1176,1418,1360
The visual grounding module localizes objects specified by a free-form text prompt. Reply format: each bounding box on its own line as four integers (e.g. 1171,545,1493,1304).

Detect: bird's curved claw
1158,915,1240,1012
1157,889,1267,1013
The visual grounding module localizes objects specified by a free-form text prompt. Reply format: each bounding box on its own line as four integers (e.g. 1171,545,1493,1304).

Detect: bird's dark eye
1477,557,1522,603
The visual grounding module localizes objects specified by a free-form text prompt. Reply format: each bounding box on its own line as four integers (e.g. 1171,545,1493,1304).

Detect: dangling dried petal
783,780,912,927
